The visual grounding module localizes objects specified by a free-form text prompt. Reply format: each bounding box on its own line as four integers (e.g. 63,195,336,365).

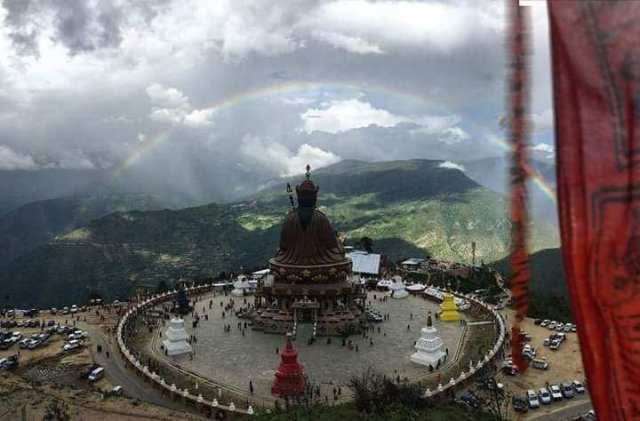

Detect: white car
538,388,551,405
527,390,540,409
573,380,586,394
549,384,563,401
63,340,82,352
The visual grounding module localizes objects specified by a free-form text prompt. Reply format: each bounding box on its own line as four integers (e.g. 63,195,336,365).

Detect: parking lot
0,307,92,369
496,312,592,419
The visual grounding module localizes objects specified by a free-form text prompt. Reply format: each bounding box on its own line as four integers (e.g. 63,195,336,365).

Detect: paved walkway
85,323,191,413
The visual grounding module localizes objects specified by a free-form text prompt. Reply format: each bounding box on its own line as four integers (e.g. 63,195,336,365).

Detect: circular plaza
135,288,479,405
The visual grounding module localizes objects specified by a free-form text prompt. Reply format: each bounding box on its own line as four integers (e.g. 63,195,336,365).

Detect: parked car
501,361,519,376
110,385,123,396
549,384,563,401
0,354,18,370
18,338,30,349
573,380,586,394
550,340,561,351
531,358,549,370
88,366,105,382
538,388,552,405
540,319,550,327
562,383,575,399
548,321,557,330
512,396,529,413
459,391,480,410
27,339,40,350
527,390,540,409
63,340,82,352
543,338,551,347
534,318,542,325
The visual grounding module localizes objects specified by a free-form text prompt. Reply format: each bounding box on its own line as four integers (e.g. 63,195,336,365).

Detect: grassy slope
2,160,559,308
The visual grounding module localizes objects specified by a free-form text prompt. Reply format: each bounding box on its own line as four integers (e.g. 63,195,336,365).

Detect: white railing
116,283,253,416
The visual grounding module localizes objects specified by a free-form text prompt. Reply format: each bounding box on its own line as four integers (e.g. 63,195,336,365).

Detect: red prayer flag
549,2,640,419
507,0,532,375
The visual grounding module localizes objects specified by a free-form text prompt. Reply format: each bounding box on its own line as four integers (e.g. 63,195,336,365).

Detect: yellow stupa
439,293,460,322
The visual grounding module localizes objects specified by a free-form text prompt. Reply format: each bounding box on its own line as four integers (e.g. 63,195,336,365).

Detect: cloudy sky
0,0,554,195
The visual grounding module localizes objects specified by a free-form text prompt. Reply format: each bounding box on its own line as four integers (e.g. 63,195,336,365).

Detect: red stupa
271,334,306,397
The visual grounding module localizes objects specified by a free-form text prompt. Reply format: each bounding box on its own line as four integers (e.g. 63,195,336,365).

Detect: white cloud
311,31,383,55
530,108,554,132
149,107,187,125
531,143,553,153
301,99,408,134
240,135,340,177
184,108,216,128
146,83,215,128
55,150,96,170
146,83,189,109
303,1,503,53
301,99,470,146
531,143,555,159
0,145,38,170
439,160,466,172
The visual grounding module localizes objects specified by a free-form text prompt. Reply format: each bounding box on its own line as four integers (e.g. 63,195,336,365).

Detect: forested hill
2,159,559,308
490,247,572,321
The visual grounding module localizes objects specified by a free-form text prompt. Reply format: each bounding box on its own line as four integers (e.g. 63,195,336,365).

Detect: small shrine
174,283,193,316
388,275,408,299
439,293,460,322
231,275,253,297
410,311,446,367
162,318,192,356
271,334,306,398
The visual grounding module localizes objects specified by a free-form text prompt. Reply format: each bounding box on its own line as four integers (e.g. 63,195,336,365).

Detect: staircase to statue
295,322,315,342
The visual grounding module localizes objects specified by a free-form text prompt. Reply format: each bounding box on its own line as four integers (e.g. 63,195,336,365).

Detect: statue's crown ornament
295,164,319,208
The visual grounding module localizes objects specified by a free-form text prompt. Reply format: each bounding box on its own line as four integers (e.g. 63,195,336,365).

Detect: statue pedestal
410,326,446,367
162,318,192,356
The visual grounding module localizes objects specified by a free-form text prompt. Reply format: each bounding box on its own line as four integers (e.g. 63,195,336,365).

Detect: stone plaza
146,289,470,404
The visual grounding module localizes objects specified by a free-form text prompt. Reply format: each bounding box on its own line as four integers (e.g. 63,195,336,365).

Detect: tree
475,372,511,421
360,237,374,253
43,399,70,421
156,280,169,293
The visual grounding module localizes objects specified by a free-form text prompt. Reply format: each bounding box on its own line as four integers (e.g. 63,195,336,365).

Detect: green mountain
490,247,572,321
0,192,169,269
1,159,560,308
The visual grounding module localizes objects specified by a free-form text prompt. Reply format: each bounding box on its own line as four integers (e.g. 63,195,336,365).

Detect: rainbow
113,80,557,202
113,80,428,175
485,135,557,202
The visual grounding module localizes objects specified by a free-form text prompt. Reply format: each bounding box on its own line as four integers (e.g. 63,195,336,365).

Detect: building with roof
347,251,381,277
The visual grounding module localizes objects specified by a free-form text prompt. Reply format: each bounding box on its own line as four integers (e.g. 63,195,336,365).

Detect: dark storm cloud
3,0,40,56
53,0,124,54
0,0,553,203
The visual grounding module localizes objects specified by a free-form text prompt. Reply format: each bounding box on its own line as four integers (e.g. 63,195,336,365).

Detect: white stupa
389,275,409,299
410,312,446,367
231,275,253,297
162,318,192,356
